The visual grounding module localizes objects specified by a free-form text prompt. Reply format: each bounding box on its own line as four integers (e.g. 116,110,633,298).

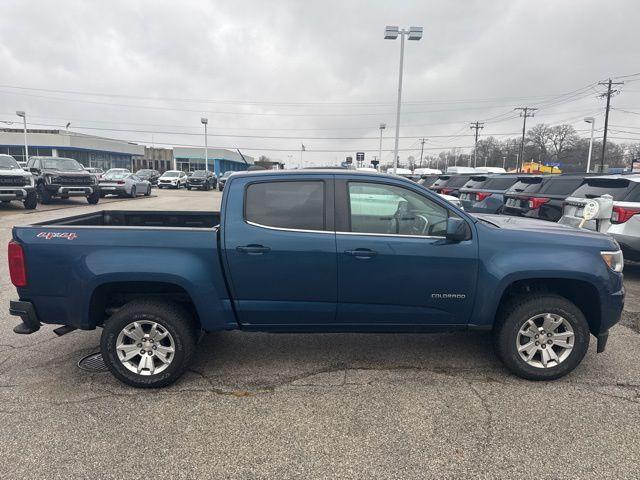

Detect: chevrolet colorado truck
8,170,624,388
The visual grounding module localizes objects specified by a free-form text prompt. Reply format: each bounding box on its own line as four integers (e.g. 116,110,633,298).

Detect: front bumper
10,300,40,334
0,186,34,201
45,184,94,197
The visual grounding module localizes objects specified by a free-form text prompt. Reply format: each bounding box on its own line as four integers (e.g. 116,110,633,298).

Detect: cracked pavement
0,189,639,479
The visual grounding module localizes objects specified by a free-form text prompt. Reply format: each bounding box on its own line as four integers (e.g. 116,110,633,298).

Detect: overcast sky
1,0,639,166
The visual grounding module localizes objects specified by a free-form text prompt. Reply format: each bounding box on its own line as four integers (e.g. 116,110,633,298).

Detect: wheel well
496,278,601,334
89,281,200,328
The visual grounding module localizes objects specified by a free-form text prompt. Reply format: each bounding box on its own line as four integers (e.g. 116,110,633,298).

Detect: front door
223,176,337,327
335,179,478,326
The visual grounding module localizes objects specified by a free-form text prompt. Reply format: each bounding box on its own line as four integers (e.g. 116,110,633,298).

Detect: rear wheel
130,185,137,198
23,191,38,209
494,294,590,380
100,299,198,388
144,185,151,196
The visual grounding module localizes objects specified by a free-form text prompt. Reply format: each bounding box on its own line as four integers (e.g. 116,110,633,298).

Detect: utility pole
470,122,484,168
515,107,537,172
419,138,426,167
598,78,623,172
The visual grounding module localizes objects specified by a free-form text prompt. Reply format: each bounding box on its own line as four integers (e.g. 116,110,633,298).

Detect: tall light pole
15,111,28,162
384,25,423,175
200,117,209,172
584,117,595,173
378,123,386,168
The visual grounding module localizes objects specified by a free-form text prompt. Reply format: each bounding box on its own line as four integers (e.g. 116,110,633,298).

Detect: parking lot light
201,117,209,172
584,117,595,173
384,25,423,175
16,111,29,162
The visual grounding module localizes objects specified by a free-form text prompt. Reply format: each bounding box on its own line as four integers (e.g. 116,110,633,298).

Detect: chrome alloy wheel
116,321,175,375
516,313,575,368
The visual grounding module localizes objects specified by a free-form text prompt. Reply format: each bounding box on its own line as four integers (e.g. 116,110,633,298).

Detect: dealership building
0,128,144,170
172,147,253,174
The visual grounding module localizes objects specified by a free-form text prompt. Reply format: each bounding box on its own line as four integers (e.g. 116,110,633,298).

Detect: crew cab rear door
334,177,478,326
222,174,337,326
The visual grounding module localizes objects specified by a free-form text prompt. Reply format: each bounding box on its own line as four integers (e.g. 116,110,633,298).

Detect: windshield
136,170,153,175
221,171,234,178
192,170,207,177
0,155,20,170
104,171,129,180
41,158,84,171
162,171,179,177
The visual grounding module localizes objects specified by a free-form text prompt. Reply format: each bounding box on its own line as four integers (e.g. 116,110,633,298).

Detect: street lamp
201,117,209,172
15,111,28,162
384,25,423,175
584,117,595,173
378,123,386,169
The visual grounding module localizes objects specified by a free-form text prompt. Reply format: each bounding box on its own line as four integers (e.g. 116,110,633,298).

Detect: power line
515,107,537,172
598,78,624,169
470,122,484,167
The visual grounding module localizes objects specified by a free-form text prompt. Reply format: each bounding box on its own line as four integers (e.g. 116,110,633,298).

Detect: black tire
494,294,590,381
186,185,191,190
144,185,151,196
130,185,137,198
218,184,223,191
87,190,100,204
100,299,198,388
37,183,52,204
23,191,38,209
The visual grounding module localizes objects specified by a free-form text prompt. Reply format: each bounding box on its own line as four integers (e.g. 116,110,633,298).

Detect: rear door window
245,181,325,231
569,178,637,201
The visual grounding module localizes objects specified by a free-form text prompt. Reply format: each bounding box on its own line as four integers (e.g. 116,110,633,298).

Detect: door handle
345,248,377,259
236,244,271,254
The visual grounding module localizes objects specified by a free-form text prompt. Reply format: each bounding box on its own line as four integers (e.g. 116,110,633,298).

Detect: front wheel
100,299,198,388
23,191,38,209
494,294,590,381
37,183,53,204
87,190,100,204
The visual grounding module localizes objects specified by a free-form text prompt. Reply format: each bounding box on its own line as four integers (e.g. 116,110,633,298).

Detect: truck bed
32,210,220,229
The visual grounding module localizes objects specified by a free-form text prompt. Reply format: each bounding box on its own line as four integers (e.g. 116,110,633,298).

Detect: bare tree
549,125,580,161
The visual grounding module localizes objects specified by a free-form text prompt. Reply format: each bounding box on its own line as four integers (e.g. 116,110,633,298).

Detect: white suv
158,170,187,189
560,174,640,260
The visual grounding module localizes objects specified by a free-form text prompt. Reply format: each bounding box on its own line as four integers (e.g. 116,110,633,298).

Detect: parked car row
418,170,640,260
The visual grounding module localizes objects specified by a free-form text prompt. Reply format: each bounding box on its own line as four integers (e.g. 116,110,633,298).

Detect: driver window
348,182,448,237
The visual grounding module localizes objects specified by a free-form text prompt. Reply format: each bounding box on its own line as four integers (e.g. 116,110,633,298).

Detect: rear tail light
476,192,492,202
8,241,27,287
440,188,453,195
117,180,126,185
528,197,549,210
611,205,640,224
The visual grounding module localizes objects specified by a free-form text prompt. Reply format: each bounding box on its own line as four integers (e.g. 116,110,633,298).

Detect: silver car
560,174,640,261
99,171,151,198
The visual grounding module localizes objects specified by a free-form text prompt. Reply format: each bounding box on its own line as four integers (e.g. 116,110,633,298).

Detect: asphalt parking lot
0,188,639,479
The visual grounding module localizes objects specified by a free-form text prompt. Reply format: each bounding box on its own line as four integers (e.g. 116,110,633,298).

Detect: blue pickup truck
9,170,625,387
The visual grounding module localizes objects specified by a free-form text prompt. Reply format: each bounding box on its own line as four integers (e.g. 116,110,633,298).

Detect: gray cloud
0,0,638,166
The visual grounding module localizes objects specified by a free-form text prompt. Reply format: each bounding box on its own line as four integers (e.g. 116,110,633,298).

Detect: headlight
601,250,623,273
46,175,58,184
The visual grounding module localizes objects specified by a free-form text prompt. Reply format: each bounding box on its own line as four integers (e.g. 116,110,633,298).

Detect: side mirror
445,217,468,243
29,167,40,174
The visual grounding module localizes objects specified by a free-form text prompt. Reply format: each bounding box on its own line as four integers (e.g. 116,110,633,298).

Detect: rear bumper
10,300,40,334
99,185,127,195
610,232,640,261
